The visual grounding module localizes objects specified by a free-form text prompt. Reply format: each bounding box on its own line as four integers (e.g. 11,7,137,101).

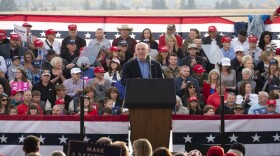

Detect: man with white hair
248,91,269,114
121,42,163,85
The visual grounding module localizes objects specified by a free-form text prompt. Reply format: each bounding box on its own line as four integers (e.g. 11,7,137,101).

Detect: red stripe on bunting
0,15,234,24
0,115,129,122
172,114,280,120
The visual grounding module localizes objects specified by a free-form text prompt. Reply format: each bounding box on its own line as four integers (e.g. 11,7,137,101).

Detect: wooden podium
125,79,176,150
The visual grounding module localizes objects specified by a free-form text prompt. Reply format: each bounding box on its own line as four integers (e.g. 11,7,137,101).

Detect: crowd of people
0,20,279,116
22,135,246,156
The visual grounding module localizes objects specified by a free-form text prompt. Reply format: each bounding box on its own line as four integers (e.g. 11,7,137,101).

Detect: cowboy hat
117,24,133,31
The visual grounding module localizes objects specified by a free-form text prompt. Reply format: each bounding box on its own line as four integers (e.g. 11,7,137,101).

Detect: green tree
186,0,196,9
83,0,90,10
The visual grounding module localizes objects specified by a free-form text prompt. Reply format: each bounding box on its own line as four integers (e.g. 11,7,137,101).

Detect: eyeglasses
189,86,195,89
1,99,8,101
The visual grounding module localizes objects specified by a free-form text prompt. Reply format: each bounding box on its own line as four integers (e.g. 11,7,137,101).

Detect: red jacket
202,82,216,104
207,92,228,110
158,34,183,48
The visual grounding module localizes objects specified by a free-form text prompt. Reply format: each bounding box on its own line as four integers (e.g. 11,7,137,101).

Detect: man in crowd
88,28,111,54
61,24,86,55
0,29,9,45
231,29,249,50
17,90,43,114
174,65,199,97
22,22,37,50
163,53,180,78
216,92,236,114
121,42,163,85
244,36,262,64
202,25,223,48
112,24,137,54
23,135,40,156
0,33,27,59
248,91,269,114
159,24,183,48
60,39,80,64
32,70,55,102
220,36,235,60
52,105,64,115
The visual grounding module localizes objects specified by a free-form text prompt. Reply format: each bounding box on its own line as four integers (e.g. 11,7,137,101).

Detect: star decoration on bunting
58,135,68,144
277,33,280,39
159,33,164,37
55,32,61,38
39,135,45,144
129,33,136,39
229,133,238,142
273,133,280,142
204,32,209,37
40,31,46,37
252,133,261,142
84,135,90,142
114,33,120,38
19,135,25,143
206,134,215,143
0,134,8,143
10,31,15,34
183,134,193,143
85,32,91,39
220,32,224,36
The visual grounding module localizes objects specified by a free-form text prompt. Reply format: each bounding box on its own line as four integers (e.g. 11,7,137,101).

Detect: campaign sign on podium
67,140,122,156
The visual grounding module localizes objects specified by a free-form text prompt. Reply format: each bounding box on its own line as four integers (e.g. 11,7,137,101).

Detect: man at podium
121,42,163,85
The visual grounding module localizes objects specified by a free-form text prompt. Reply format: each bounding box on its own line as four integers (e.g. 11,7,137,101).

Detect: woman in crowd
202,69,220,103
258,31,277,53
0,94,10,114
23,50,40,84
165,35,184,59
156,46,170,70
132,138,153,156
27,104,40,115
84,86,99,110
104,58,122,86
220,57,236,92
50,57,67,84
76,96,98,116
237,68,256,94
237,82,258,113
43,29,61,55
182,28,200,56
261,59,279,91
106,87,123,108
187,96,203,115
181,81,204,108
175,95,189,115
268,85,280,100
9,68,33,91
139,28,158,50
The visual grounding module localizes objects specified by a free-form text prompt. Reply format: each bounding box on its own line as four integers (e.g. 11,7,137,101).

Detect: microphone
77,56,89,70
147,55,152,78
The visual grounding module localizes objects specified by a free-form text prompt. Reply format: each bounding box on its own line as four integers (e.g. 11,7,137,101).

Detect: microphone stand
148,55,152,78
80,63,86,141
218,62,225,149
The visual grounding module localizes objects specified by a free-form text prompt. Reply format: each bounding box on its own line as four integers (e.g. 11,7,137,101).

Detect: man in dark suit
121,42,163,85
202,25,223,48
0,33,27,59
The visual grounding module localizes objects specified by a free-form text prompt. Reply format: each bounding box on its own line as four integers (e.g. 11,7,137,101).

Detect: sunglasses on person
189,86,195,89
1,99,8,101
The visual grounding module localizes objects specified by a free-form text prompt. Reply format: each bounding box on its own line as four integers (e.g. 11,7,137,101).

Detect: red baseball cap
45,29,57,35
207,146,224,156
0,29,7,40
188,96,198,102
68,24,77,30
221,36,231,43
10,34,20,40
193,64,205,74
159,46,169,53
11,90,23,96
110,46,120,52
34,39,44,47
208,25,217,32
94,67,105,73
248,36,258,43
22,22,32,27
266,99,276,106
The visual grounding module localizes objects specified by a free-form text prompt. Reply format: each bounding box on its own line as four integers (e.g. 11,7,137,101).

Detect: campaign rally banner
14,24,27,42
11,81,29,92
0,115,129,156
172,115,280,156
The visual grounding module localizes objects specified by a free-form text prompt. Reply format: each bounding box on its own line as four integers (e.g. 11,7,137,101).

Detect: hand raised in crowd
181,81,187,90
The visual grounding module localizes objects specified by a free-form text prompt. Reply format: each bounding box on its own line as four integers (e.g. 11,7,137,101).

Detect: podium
125,79,176,150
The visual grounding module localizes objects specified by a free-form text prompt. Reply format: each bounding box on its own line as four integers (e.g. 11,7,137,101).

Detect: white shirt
0,56,7,73
43,39,61,55
231,37,249,51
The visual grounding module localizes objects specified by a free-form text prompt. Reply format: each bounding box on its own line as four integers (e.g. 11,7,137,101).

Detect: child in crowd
106,87,123,108
10,90,23,106
100,99,115,115
7,56,24,81
32,90,46,114
203,105,215,115
233,104,245,115
76,96,98,116
9,105,18,115
27,104,40,115
101,107,112,116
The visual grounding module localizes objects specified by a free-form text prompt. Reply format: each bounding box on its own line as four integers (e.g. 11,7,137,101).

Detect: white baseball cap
221,57,231,66
234,46,244,53
71,68,81,74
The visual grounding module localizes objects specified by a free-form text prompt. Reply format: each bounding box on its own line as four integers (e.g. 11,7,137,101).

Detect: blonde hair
241,55,253,64
259,50,274,61
166,35,179,52
207,69,220,83
112,141,129,156
133,138,153,156
50,56,62,67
